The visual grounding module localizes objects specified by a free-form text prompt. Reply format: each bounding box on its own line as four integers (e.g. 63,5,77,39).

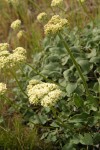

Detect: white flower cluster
51,0,63,7
0,43,9,51
77,0,85,2
41,89,62,107
37,12,47,23
44,15,68,35
0,44,26,71
17,30,25,39
0,83,7,95
11,19,21,30
27,79,63,107
8,47,26,68
0,43,10,70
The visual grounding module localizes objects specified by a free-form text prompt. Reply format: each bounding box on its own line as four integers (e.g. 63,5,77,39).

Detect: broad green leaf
93,82,99,93
66,82,77,96
79,133,93,145
90,56,100,63
93,133,100,145
86,49,96,58
73,94,84,108
76,58,91,74
69,113,89,123
62,143,76,150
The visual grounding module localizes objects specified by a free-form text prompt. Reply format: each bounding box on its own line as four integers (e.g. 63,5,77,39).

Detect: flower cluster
41,89,62,107
77,0,85,2
27,79,63,107
11,19,21,30
0,43,9,51
8,47,26,68
44,15,68,35
51,0,63,7
37,12,47,23
0,44,26,71
0,83,7,95
17,30,25,39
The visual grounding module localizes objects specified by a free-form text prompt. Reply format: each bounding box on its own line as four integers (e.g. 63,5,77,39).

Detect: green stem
57,6,66,13
58,33,90,95
26,63,54,83
51,107,67,129
0,126,8,132
9,70,28,98
19,65,30,80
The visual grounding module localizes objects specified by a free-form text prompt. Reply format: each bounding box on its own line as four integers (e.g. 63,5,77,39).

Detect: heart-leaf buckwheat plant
32,0,100,149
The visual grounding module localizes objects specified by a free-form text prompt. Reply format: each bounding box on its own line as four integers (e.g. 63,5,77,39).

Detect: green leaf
90,56,100,63
50,122,59,127
46,131,57,142
85,96,98,111
66,82,77,96
93,133,100,145
79,133,93,145
73,94,84,108
76,58,91,74
41,132,48,140
86,49,96,58
59,79,67,87
93,82,99,93
62,143,76,150
38,114,48,124
63,69,71,81
69,113,89,123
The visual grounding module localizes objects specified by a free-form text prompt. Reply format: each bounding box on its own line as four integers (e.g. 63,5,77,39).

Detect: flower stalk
9,69,28,98
51,107,67,129
58,33,90,96
26,63,54,83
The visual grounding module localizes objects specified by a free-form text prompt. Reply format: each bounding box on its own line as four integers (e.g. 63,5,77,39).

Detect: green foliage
1,22,99,149
24,23,100,149
0,1,100,149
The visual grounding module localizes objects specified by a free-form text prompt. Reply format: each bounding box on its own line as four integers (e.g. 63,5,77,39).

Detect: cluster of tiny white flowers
11,19,21,30
0,50,10,57
0,83,7,95
77,0,85,2
0,43,9,51
17,30,25,39
0,43,10,70
0,44,26,71
51,0,63,7
0,56,9,71
27,79,42,91
7,47,26,68
41,89,62,107
44,15,68,35
27,79,63,107
37,12,47,23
